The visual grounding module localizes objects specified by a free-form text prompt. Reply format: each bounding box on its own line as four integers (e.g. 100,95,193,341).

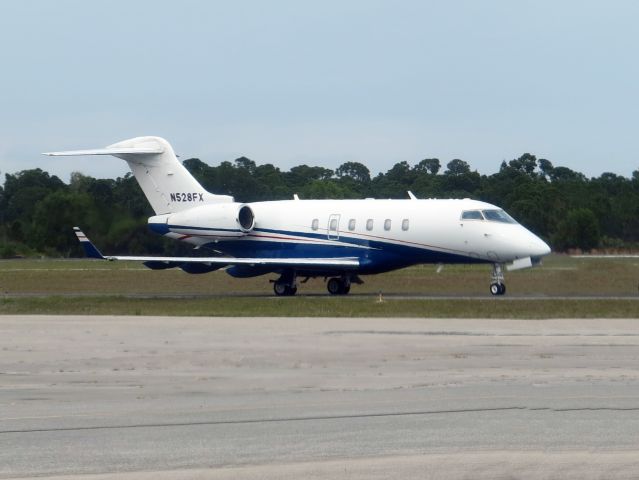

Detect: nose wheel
490,282,506,295
490,263,506,296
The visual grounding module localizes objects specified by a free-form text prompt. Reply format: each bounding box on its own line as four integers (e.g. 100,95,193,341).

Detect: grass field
1,255,638,317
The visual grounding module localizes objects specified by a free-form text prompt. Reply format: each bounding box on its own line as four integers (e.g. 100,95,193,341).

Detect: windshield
461,210,484,220
482,209,517,224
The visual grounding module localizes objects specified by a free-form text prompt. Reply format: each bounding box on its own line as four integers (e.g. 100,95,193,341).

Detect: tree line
1,153,638,258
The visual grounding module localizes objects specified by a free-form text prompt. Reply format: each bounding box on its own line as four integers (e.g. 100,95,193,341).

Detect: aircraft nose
528,233,551,257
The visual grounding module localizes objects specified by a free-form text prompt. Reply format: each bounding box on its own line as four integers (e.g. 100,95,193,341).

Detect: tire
327,278,343,295
342,284,351,295
274,282,288,296
499,283,506,295
490,283,501,296
286,286,298,296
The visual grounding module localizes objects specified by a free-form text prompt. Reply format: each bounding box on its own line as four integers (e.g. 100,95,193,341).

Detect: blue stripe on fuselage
148,223,488,273
227,228,486,273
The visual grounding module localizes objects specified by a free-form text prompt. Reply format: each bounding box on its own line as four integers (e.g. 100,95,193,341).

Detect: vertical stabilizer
45,136,233,214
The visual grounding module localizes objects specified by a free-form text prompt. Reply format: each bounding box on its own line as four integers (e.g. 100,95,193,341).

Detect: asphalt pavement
1,315,639,479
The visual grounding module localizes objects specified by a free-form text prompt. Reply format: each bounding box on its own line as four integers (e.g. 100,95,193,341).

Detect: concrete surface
1,315,639,479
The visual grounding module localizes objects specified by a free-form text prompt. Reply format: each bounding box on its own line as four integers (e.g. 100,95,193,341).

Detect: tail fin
45,136,233,214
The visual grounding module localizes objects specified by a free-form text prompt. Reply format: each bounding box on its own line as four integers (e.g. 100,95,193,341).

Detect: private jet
45,136,551,296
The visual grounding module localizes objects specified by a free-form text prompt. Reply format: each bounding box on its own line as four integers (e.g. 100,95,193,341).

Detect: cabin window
402,219,409,231
329,218,338,231
461,210,484,221
482,209,517,224
348,219,356,231
366,219,374,231
311,218,319,230
384,219,391,231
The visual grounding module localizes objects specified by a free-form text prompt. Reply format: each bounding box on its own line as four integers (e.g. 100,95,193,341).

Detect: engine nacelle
149,203,255,240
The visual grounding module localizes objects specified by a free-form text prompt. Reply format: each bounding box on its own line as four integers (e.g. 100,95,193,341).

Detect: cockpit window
482,209,517,224
461,210,484,220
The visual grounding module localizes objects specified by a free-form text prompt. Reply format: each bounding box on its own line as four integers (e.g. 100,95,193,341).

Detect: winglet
73,227,105,259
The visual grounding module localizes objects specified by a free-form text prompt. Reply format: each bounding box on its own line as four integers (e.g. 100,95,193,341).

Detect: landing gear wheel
490,263,506,296
274,283,297,296
273,269,298,296
327,277,351,295
274,282,288,296
490,282,506,296
327,278,343,295
326,275,351,295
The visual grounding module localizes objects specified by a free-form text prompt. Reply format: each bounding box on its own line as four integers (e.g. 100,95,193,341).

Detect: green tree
444,159,471,176
442,159,480,196
30,190,95,256
554,208,600,251
549,166,586,183
234,156,256,174
538,158,554,179
301,179,350,199
508,153,538,177
335,162,371,183
3,169,66,222
414,158,441,175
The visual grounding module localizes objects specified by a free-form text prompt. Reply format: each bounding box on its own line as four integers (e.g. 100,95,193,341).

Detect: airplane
45,136,551,296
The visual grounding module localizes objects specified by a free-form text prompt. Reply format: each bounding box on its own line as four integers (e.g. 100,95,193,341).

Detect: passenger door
327,214,340,240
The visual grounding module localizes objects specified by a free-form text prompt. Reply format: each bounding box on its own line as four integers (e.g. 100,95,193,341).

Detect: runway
2,316,639,479
3,292,639,300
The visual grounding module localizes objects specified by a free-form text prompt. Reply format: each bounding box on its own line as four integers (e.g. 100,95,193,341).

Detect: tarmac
2,315,639,479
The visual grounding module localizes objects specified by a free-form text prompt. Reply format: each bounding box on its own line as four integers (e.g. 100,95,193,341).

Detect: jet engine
150,203,255,239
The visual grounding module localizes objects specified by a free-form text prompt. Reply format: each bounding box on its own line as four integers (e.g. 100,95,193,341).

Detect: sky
1,0,638,183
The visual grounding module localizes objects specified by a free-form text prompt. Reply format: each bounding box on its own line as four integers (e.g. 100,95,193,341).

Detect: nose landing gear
490,263,506,296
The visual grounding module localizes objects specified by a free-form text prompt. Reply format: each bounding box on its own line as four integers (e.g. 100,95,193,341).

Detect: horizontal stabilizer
46,136,230,214
44,147,164,156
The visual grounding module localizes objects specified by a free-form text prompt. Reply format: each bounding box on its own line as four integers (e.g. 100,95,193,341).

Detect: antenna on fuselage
407,191,418,200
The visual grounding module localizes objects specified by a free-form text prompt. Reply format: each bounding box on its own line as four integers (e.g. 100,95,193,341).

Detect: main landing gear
326,275,362,295
490,263,506,296
272,270,297,296
272,271,362,296
273,282,297,296
327,276,351,295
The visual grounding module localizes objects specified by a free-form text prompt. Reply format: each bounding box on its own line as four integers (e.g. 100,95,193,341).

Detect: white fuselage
149,198,550,274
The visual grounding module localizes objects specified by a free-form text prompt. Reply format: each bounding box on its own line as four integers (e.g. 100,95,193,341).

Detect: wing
73,228,360,269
